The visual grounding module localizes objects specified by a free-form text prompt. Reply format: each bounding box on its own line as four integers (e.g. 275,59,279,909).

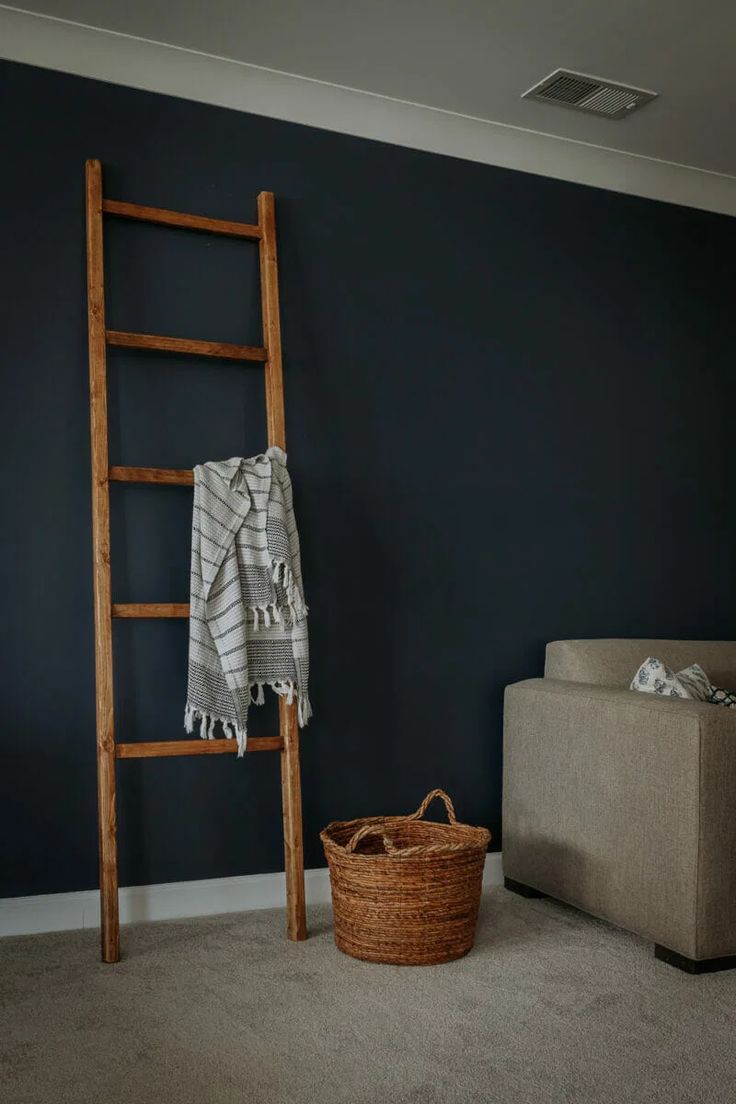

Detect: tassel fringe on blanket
185,448,311,756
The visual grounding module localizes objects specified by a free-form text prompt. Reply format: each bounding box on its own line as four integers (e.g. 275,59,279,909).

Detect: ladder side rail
85,159,121,965
257,191,307,942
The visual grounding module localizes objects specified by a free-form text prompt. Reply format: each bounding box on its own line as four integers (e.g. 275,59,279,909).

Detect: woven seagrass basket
320,789,491,965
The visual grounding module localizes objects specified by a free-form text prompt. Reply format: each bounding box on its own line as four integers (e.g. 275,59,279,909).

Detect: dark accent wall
2,59,735,898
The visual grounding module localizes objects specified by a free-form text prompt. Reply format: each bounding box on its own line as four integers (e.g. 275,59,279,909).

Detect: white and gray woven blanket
184,447,311,756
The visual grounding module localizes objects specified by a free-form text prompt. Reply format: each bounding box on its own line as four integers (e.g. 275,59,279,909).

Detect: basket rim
320,813,491,858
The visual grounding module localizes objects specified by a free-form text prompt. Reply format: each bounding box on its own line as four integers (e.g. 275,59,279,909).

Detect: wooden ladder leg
279,698,307,940
258,190,307,941
97,732,120,963
86,159,120,963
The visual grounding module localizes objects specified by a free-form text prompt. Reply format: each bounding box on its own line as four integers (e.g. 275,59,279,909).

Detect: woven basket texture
320,790,491,965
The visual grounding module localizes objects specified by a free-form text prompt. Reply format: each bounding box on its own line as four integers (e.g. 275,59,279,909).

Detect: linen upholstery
697,711,736,959
504,640,736,961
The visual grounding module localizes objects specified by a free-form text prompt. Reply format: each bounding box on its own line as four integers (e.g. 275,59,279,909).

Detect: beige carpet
2,889,735,1104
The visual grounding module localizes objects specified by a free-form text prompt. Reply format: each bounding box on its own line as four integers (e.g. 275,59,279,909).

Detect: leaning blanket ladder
85,159,306,964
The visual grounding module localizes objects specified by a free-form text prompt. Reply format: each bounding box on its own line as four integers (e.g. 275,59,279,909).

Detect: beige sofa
503,639,736,973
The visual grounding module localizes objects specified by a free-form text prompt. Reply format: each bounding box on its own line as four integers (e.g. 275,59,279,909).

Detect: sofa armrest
503,677,736,958
506,677,736,724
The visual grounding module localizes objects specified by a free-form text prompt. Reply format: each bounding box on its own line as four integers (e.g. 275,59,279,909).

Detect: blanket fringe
297,692,312,727
184,704,248,756
249,601,290,630
270,681,312,728
270,560,308,624
184,680,310,758
244,564,307,635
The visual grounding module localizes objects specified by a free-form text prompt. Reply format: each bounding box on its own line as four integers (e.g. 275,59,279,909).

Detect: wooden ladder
85,159,306,964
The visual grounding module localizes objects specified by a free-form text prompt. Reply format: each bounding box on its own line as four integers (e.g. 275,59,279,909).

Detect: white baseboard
0,853,503,938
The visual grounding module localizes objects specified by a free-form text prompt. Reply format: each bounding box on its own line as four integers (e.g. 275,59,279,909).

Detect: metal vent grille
523,69,657,120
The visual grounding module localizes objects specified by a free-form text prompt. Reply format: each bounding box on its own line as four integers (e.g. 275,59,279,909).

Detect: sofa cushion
545,639,736,689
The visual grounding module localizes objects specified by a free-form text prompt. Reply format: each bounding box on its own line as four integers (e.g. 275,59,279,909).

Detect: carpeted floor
2,888,735,1104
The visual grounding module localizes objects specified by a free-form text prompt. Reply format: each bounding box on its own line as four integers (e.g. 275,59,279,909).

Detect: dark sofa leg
504,877,546,899
654,944,736,974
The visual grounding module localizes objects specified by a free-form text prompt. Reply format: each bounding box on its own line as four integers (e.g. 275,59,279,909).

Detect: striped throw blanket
184,447,311,756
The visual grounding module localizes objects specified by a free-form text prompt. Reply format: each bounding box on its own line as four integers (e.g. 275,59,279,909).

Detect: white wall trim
0,853,504,938
1,5,735,217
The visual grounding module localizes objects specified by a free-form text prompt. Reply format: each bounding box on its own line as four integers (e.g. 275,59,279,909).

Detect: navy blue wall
2,59,735,897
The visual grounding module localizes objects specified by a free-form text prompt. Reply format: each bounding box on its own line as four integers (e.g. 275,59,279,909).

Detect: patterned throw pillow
709,687,736,709
630,657,711,700
631,657,736,709
674,663,712,701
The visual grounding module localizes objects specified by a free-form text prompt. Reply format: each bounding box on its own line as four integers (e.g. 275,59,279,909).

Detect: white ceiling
13,0,736,175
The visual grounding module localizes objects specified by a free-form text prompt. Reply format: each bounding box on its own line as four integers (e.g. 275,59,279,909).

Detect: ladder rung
109,466,194,485
116,736,282,758
106,330,268,361
112,603,189,618
102,198,261,240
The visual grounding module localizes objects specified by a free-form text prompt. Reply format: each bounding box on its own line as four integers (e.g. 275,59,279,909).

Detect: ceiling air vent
522,69,657,120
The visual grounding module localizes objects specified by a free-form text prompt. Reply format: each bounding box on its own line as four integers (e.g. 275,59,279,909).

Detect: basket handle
343,824,464,858
343,790,458,854
407,788,457,825
344,823,392,855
